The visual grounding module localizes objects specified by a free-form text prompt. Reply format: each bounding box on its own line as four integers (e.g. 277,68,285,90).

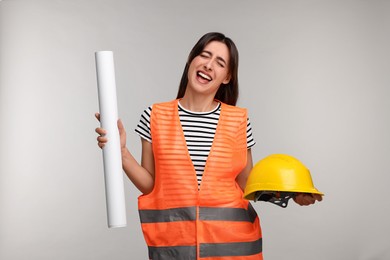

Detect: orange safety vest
138,99,262,260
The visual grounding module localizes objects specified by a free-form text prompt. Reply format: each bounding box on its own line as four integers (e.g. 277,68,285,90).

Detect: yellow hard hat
244,154,324,207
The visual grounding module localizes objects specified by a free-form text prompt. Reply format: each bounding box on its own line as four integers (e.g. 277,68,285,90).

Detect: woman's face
186,41,231,98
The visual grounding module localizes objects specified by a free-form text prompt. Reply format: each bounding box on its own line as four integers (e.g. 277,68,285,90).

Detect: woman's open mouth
197,71,212,83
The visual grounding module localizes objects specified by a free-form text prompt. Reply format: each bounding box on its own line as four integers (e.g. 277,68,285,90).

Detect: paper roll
95,51,127,228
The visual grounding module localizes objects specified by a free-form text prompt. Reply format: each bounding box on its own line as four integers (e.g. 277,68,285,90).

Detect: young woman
96,32,321,260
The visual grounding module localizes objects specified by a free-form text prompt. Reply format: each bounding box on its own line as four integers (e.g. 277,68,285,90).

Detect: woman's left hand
293,193,323,206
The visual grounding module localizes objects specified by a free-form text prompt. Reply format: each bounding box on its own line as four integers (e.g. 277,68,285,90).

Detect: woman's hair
176,32,239,106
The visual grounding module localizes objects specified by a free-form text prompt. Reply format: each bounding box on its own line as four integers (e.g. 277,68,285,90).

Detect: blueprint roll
95,51,127,228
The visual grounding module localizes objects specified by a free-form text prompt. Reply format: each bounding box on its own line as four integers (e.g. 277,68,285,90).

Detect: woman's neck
179,94,218,112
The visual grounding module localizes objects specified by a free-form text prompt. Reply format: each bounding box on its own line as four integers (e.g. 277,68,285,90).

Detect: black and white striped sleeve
247,117,256,149
135,106,152,143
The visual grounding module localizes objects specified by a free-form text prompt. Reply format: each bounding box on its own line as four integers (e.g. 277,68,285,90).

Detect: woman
96,32,321,260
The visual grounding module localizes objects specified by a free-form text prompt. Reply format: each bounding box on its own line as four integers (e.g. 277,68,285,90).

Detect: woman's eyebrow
202,50,227,66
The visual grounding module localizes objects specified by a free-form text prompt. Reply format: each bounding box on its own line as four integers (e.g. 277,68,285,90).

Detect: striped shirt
135,102,256,187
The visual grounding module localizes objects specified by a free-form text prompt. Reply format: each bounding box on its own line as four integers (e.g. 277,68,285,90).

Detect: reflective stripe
148,245,196,260
200,238,262,258
199,203,257,223
139,206,196,223
139,205,257,223
247,203,258,222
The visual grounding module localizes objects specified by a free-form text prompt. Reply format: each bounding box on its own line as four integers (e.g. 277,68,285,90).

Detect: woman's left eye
217,62,225,68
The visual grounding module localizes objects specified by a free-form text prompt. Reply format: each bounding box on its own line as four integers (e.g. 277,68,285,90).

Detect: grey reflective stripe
199,203,258,223
139,206,196,223
200,238,262,258
247,202,258,223
148,245,196,260
139,205,257,223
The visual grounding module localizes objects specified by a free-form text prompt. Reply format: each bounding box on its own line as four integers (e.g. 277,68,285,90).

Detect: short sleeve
135,106,152,143
247,117,256,149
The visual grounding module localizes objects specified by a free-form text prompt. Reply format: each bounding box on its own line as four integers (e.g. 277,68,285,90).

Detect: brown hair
176,32,239,106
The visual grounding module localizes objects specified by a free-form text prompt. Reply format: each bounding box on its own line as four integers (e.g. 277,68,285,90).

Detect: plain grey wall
1,0,389,259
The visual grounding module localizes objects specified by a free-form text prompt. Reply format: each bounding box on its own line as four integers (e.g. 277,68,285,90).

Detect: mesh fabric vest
138,99,263,260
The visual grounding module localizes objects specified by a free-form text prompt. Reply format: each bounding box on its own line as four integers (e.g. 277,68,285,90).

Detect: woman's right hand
95,112,127,150
95,113,108,149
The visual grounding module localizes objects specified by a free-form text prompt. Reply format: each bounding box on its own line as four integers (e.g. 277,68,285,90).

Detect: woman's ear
222,74,231,84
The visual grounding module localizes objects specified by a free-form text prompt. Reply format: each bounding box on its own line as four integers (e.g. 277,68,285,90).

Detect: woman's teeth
198,72,211,81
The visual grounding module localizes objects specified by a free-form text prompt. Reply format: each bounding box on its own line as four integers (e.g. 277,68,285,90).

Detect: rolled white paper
95,51,127,228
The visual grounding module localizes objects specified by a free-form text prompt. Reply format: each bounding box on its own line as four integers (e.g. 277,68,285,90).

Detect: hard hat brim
244,183,324,201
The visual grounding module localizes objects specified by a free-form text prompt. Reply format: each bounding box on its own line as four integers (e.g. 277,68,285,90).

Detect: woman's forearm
121,147,154,195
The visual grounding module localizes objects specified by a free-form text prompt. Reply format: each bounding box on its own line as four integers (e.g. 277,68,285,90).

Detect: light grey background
1,0,389,259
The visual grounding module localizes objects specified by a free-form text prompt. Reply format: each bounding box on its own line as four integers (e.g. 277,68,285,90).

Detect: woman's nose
204,60,212,71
